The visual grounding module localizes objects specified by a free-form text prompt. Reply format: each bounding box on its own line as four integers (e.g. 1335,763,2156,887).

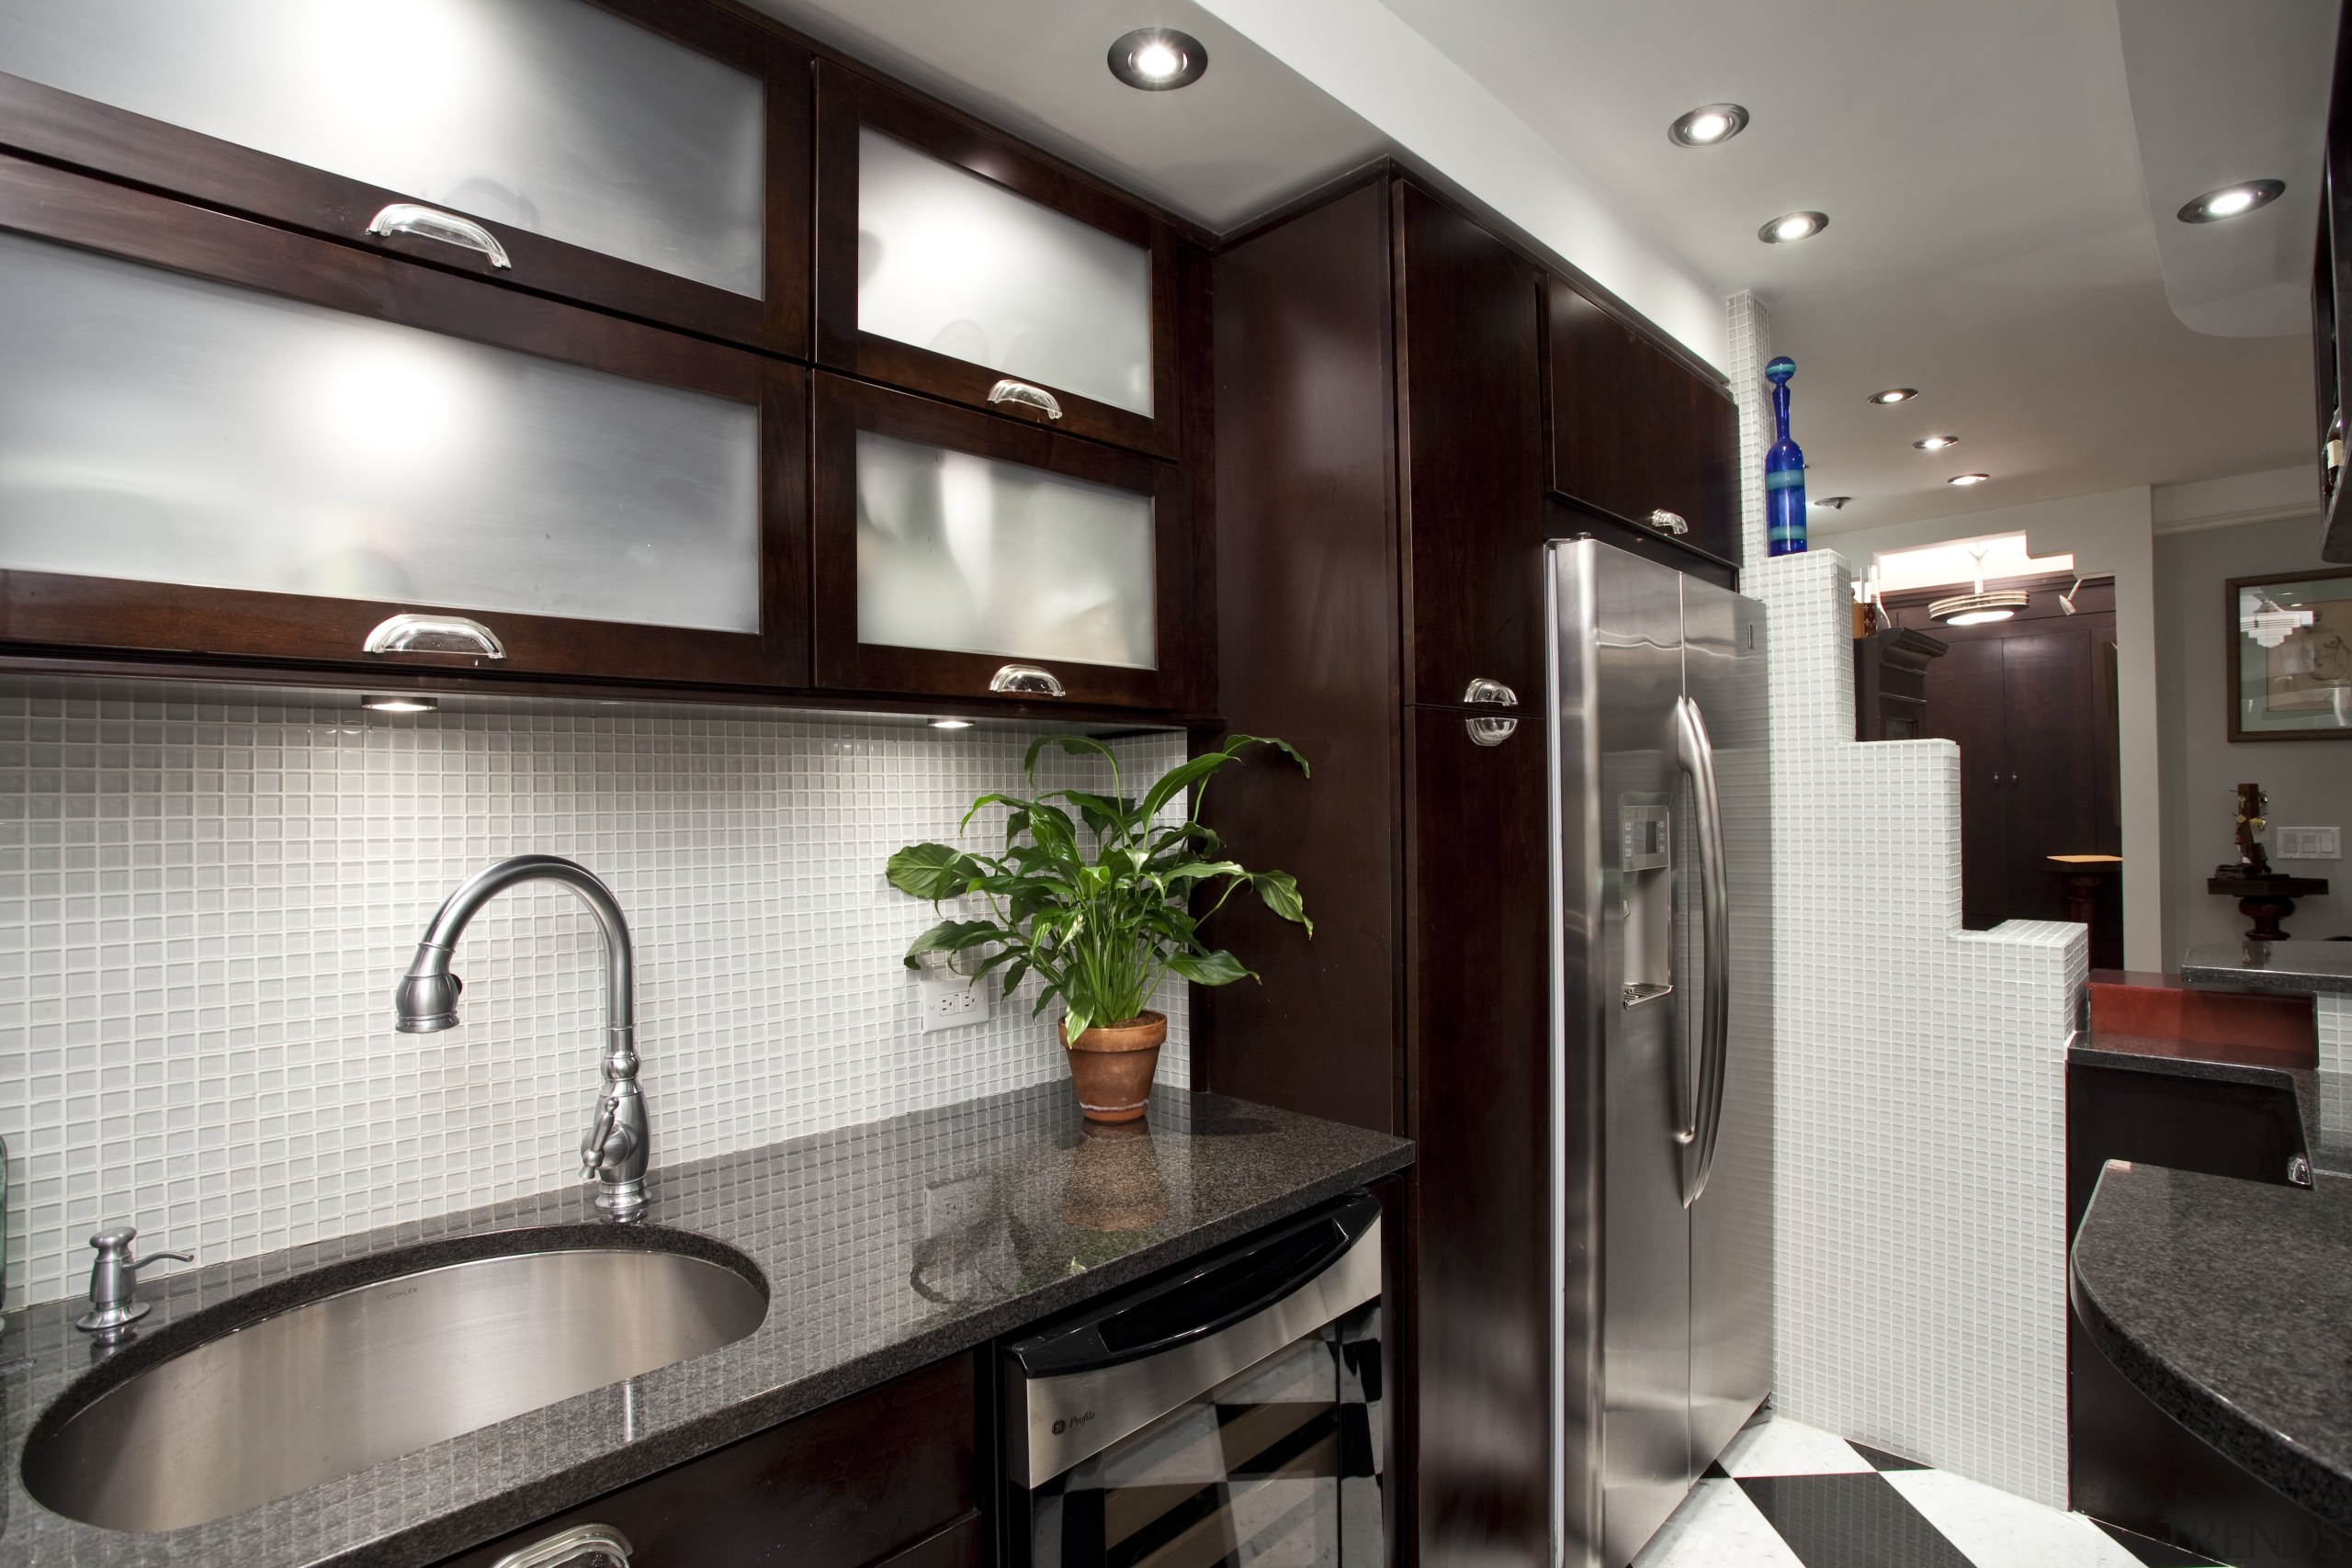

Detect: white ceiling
750,0,2327,535
1373,0,2324,533
738,0,1389,231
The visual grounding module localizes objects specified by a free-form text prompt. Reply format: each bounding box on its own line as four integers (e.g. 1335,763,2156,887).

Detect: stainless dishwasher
1004,1192,1385,1568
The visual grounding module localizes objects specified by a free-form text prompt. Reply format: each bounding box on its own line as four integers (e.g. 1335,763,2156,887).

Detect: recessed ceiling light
1668,103,1749,147
1947,473,1992,487
1813,495,1851,510
1913,435,1959,451
1758,210,1828,243
928,717,974,730
1108,28,1207,90
1868,388,1919,405
2177,179,2285,223
361,694,437,713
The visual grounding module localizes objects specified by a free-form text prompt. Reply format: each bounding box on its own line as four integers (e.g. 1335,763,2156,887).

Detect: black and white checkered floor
1631,1415,2225,1568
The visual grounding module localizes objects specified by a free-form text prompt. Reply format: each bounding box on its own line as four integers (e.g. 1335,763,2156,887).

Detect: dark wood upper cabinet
1396,182,1548,705
814,63,1182,460
1545,276,1738,565
0,0,813,356
810,373,1193,712
0,152,808,689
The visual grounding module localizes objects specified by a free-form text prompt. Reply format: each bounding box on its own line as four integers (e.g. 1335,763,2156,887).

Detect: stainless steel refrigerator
1543,536,1773,1568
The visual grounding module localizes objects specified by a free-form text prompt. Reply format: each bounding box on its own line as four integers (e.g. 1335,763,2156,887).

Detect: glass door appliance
1004,1194,1385,1568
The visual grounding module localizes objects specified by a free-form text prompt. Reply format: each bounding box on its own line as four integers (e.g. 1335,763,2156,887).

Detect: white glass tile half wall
0,687,1188,1308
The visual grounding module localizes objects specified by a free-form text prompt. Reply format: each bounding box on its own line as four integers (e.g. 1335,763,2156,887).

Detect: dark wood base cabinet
433,1357,977,1568
1204,165,1721,1568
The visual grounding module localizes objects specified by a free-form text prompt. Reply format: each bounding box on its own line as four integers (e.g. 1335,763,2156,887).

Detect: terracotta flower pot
1057,1010,1166,1123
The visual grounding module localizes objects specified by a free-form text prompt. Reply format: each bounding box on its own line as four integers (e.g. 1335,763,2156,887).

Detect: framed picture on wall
2228,567,2352,740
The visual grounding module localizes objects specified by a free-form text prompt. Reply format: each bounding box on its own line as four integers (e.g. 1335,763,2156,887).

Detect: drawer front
1544,275,1737,566
0,0,810,354
435,1357,978,1568
815,63,1178,460
0,153,806,688
811,374,1189,711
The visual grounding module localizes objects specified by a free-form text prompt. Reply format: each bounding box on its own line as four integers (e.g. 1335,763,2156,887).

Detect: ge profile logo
1052,1418,1067,1435
1051,1411,1095,1437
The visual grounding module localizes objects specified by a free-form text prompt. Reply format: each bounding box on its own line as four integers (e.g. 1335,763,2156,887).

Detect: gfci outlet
2278,826,2343,862
919,977,991,1032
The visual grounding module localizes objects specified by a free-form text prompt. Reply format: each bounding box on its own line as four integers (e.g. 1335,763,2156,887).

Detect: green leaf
1062,1005,1091,1043
1251,870,1312,934
888,843,979,901
1167,948,1252,987
1161,858,1246,886
1000,956,1031,997
1225,733,1312,777
1136,752,1234,823
957,792,1031,836
902,918,1004,968
1023,733,1117,778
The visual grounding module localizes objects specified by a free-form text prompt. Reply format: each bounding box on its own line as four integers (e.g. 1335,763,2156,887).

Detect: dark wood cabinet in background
1545,276,1739,565
1894,581,2120,933
433,1356,977,1568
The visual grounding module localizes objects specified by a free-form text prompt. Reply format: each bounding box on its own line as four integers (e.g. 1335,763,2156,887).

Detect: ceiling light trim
1758,210,1829,243
2176,178,2286,224
1108,28,1209,91
1668,102,1750,147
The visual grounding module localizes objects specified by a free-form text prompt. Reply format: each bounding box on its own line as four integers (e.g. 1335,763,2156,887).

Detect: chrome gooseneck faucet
394,854,650,1221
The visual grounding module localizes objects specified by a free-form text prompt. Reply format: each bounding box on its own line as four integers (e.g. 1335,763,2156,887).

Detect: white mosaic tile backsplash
1732,296,2083,1509
0,684,1190,1309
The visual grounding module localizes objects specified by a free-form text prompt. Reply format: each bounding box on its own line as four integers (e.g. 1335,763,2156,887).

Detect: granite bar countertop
0,1084,1412,1568
2072,1161,2352,1527
2183,941,2352,996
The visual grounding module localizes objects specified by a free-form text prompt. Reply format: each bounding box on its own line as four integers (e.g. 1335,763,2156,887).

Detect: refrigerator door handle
1674,694,1732,1206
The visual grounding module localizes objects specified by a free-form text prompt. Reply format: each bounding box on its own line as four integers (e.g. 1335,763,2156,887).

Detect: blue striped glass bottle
1764,355,1806,556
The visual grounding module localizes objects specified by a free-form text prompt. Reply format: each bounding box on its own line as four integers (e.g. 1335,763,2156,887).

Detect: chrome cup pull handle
365,203,514,270
989,663,1066,697
988,379,1064,421
1462,677,1519,746
365,614,507,659
1646,509,1689,536
490,1523,633,1568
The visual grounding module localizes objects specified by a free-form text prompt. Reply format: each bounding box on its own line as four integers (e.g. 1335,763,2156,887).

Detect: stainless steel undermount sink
22,1240,768,1534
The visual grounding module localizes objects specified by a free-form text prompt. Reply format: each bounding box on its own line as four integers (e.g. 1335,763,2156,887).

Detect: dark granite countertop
2071,1161,2352,1526
2184,941,2352,996
0,1084,1411,1568
2068,1032,2323,1156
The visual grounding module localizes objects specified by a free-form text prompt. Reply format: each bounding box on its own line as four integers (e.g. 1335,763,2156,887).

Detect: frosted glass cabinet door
0,154,805,688
813,376,1190,710
815,66,1182,459
0,0,809,352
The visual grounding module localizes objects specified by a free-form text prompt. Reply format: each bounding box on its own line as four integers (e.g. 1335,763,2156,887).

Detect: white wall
0,683,1188,1309
1736,296,2082,1508
1193,0,1730,369
2155,512,2352,953
1820,489,2164,969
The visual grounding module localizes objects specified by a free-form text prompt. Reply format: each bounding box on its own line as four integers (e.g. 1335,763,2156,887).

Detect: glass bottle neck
1772,382,1792,443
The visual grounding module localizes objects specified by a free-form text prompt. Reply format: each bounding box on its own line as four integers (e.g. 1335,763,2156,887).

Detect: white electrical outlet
919,976,991,1032
2277,826,2343,862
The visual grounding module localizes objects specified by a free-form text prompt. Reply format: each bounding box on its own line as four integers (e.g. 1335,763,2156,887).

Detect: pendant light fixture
1928,544,2030,626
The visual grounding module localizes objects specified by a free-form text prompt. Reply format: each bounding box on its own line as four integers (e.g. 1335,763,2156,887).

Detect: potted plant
888,733,1311,1122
